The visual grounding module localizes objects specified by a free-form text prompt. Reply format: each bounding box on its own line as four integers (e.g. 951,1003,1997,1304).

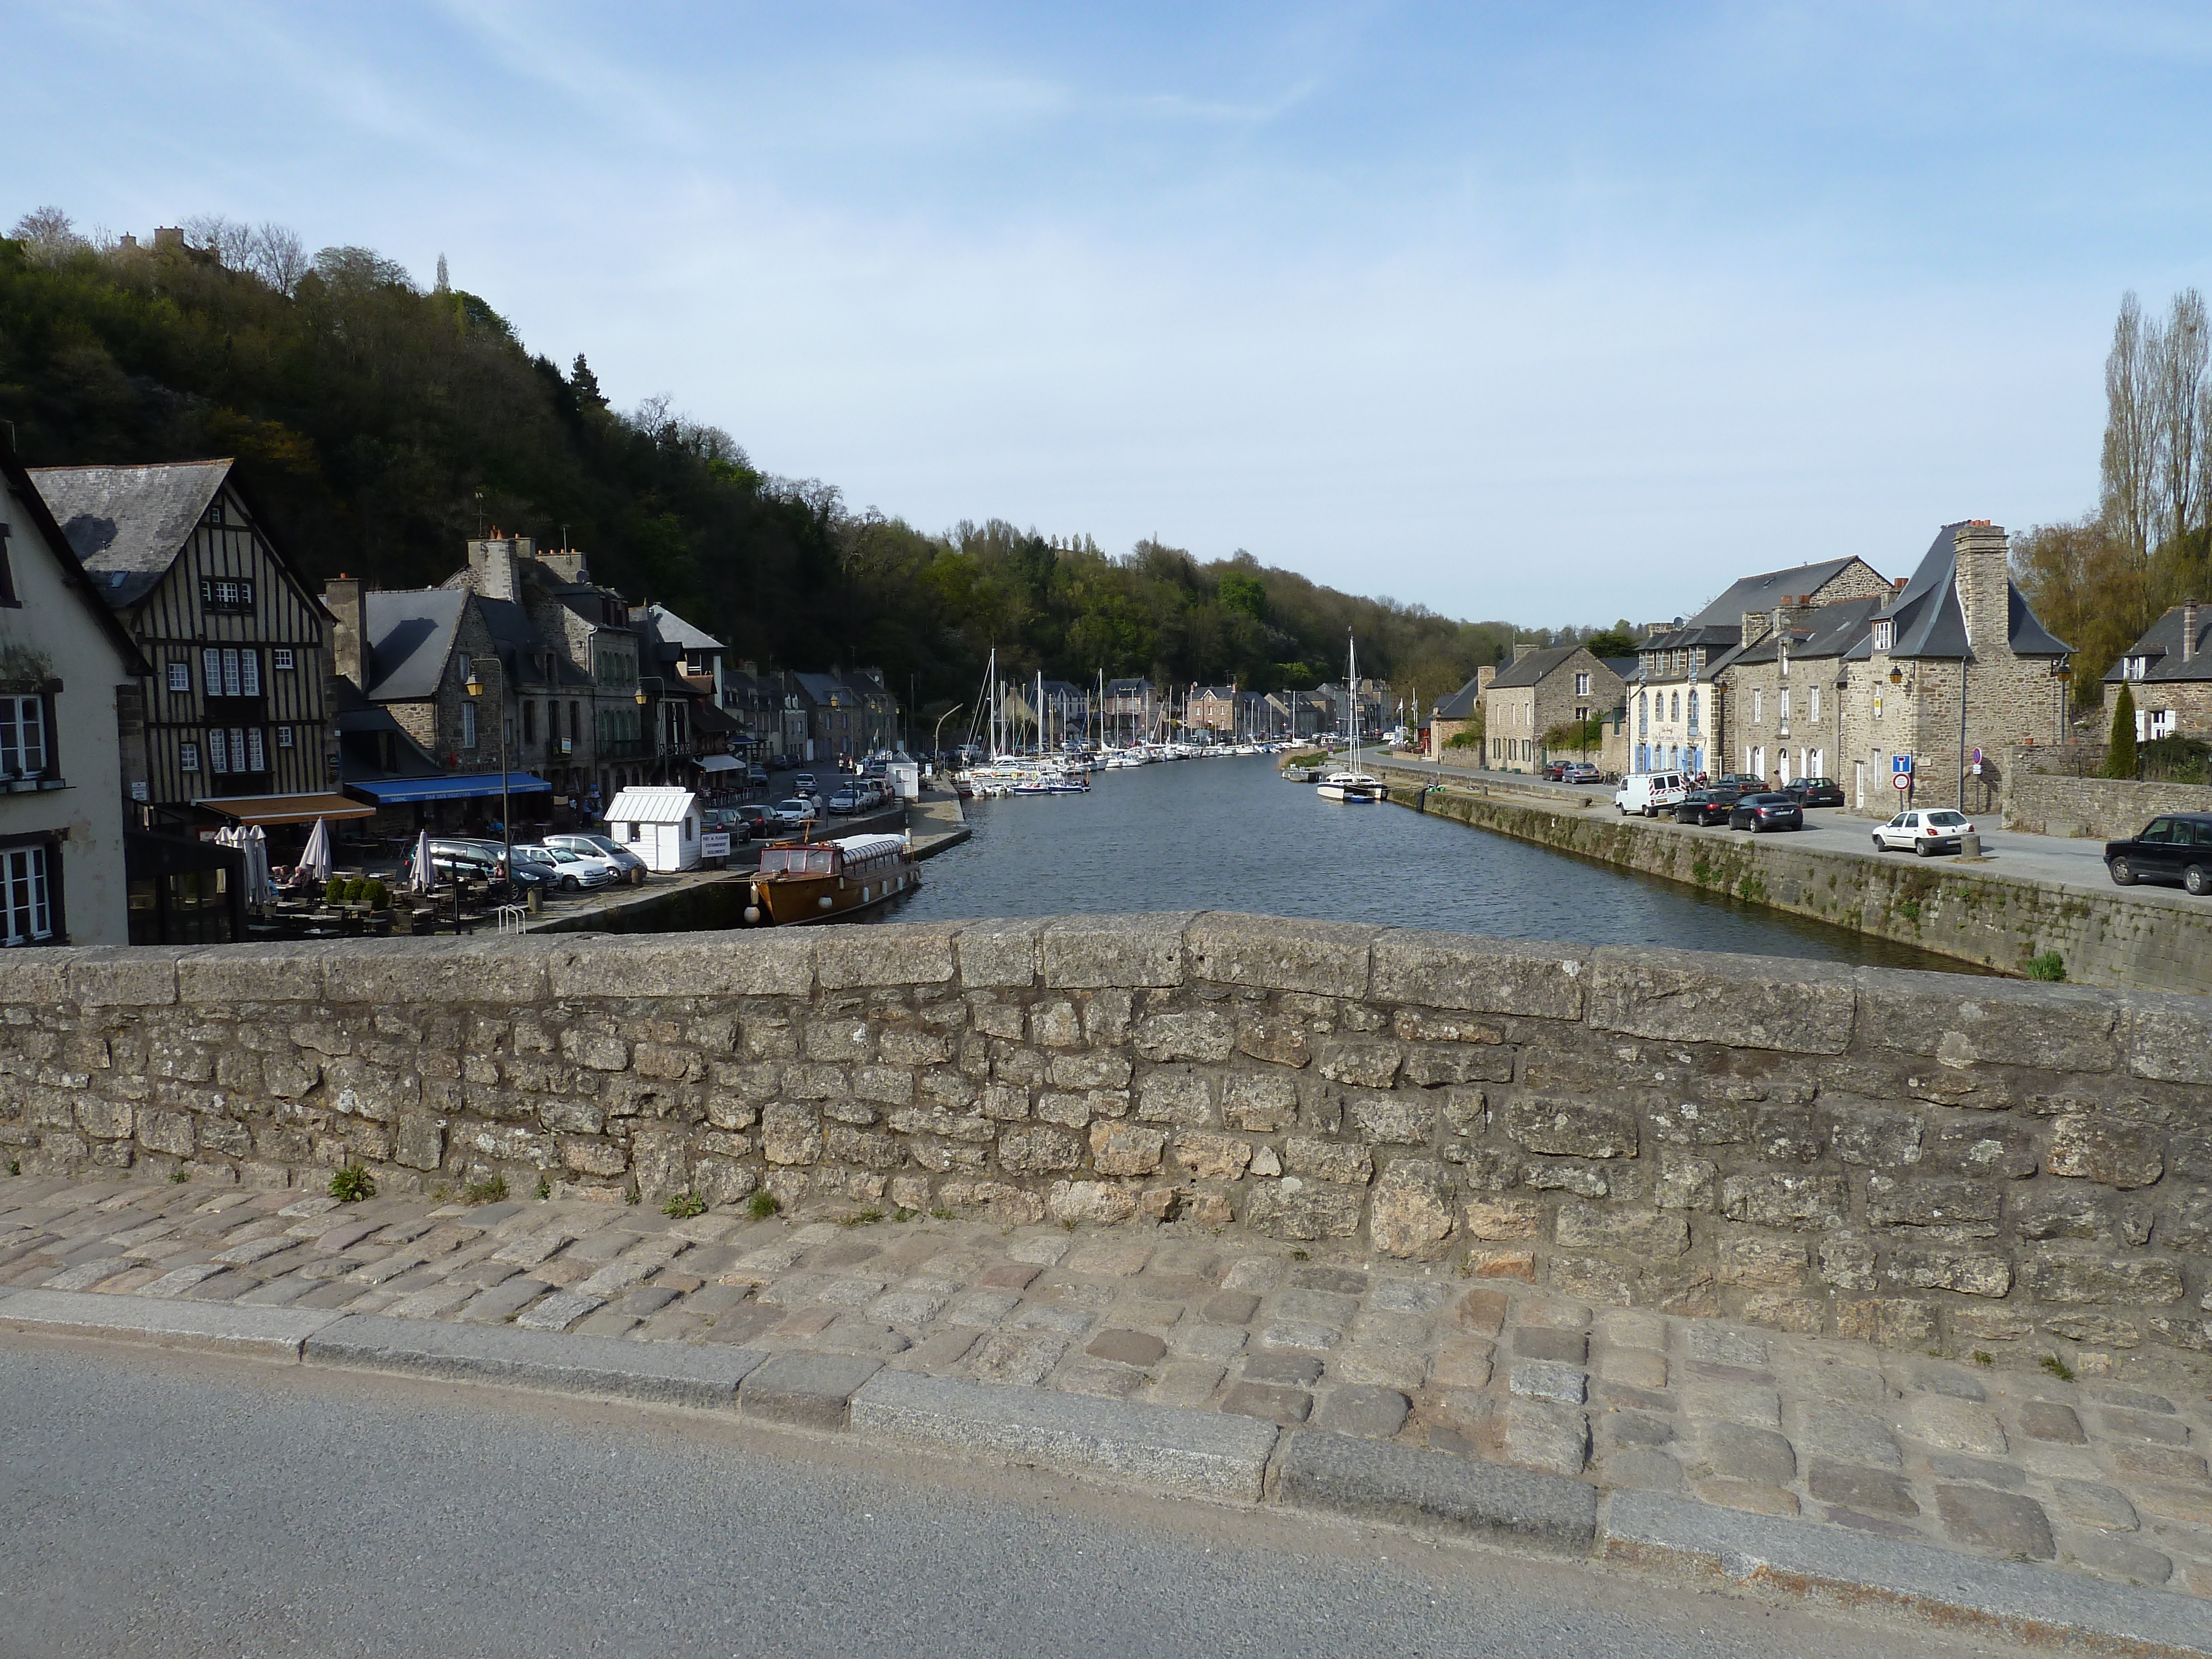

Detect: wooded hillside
0,210,1524,711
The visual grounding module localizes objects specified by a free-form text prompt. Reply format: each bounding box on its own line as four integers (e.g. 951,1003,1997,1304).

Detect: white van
1614,771,1691,817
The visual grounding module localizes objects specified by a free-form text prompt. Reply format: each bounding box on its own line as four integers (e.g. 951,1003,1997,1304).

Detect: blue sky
12,2,2212,627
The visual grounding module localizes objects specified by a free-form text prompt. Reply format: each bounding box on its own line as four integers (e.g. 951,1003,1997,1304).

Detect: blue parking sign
1892,754,1913,775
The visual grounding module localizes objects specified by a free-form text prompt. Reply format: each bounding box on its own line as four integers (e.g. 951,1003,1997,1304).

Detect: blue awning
346,772,555,805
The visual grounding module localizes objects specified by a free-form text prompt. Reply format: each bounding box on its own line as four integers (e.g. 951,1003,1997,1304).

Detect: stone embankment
4,914,2209,1374
2006,768,2212,842
1375,763,2212,993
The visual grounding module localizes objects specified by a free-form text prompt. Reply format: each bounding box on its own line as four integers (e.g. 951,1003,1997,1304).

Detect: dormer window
2127,656,2148,681
1872,620,1894,652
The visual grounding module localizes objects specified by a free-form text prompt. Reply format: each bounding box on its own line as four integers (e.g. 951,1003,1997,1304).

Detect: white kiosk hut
603,786,702,873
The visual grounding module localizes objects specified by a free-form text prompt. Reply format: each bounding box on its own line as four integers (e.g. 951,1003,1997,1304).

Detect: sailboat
1317,635,1387,803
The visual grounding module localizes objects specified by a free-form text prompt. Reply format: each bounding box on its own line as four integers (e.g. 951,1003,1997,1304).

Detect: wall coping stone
1587,946,1856,1055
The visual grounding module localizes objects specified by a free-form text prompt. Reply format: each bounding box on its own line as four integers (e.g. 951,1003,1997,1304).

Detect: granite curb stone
852,1369,1280,1503
1274,1429,1598,1554
0,1287,342,1360
302,1314,764,1407
1603,1491,2212,1659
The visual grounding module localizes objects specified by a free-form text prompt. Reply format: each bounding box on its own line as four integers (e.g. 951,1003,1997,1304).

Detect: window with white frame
272,648,295,671
201,647,260,698
1,696,48,778
461,702,478,750
1574,672,1590,696
1688,690,1700,733
2,845,55,945
1752,689,1763,723
278,726,295,750
168,661,191,693
180,740,201,773
199,577,254,612
1873,620,1894,652
1810,686,1821,721
1780,688,1791,723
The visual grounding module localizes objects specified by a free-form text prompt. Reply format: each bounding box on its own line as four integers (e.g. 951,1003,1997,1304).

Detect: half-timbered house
30,461,343,828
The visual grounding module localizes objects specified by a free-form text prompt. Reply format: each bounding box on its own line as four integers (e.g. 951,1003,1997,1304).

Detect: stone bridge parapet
4,915,2208,1366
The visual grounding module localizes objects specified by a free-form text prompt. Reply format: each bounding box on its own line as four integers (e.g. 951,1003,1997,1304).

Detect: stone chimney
1512,643,1533,664
540,547,588,585
152,226,184,252
465,534,522,602
1954,521,2009,654
323,576,363,686
1741,609,1773,649
1476,666,1498,693
2184,599,2200,664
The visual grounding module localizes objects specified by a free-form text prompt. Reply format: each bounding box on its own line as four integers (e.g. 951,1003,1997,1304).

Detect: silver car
543,832,647,875
512,844,618,890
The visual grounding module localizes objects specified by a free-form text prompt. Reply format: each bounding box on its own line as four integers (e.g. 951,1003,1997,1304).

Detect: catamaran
1316,635,1386,803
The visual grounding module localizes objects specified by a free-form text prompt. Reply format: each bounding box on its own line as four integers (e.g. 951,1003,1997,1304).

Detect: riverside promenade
3,1173,2208,1652
1371,758,2212,992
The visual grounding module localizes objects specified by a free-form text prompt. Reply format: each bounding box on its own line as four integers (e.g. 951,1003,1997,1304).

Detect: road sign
1892,754,1913,774
1894,773,1913,790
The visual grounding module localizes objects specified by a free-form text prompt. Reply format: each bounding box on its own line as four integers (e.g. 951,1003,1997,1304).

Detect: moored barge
743,833,919,925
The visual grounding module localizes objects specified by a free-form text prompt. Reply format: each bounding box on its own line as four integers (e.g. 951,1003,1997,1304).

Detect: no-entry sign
1894,773,1913,789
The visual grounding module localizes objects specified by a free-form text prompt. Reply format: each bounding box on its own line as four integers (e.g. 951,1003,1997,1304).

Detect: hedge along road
0,1337,2049,1659
886,754,1978,971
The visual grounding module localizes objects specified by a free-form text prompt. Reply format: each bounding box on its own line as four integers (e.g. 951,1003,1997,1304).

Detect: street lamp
463,658,513,886
634,686,650,784
931,702,967,768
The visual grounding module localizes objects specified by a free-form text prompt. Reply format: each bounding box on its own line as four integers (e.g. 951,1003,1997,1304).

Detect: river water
883,753,1976,971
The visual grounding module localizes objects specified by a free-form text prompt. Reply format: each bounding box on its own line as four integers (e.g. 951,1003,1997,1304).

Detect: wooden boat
743,833,919,925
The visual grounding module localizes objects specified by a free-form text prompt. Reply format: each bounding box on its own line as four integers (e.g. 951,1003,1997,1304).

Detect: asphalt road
0,1338,2043,1659
1378,756,2206,903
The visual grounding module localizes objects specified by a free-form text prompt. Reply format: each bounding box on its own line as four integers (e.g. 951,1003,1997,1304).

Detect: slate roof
1684,557,1870,630
1600,656,1640,682
1104,678,1152,697
632,603,724,655
1730,594,1891,666
33,460,234,609
362,589,466,701
1485,646,1583,690
1434,676,1483,719
2,452,152,676
1876,523,2070,661
2103,605,2212,685
789,672,851,707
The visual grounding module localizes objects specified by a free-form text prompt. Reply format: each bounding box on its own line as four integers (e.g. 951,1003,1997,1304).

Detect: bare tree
2101,293,2160,561
10,205,84,264
2156,288,2208,544
248,222,309,294
183,213,259,270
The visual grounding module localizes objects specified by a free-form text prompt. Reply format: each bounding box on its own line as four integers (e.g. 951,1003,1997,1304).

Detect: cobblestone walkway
7,1174,2209,1598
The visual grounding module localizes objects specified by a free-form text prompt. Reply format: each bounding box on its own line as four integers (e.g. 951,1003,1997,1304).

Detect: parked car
2104,813,2212,893
770,797,818,829
1715,773,1764,792
1870,807,1974,855
1785,776,1845,807
512,844,618,889
544,832,649,875
827,787,863,815
732,804,773,836
792,772,818,795
1559,761,1602,784
1613,771,1691,817
700,808,753,843
1542,761,1569,781
1728,792,1804,832
747,765,769,787
424,838,557,892
1673,788,1743,826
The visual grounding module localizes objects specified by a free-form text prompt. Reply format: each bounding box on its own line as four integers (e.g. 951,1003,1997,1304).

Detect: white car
512,844,619,889
1872,808,1976,857
1613,771,1691,817
770,797,818,829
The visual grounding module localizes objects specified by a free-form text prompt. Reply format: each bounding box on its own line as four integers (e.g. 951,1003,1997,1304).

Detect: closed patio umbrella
299,817,334,883
410,829,434,894
242,824,274,906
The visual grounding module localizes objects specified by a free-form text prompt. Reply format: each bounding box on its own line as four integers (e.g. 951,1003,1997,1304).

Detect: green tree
1584,624,1638,659
2105,682,2138,778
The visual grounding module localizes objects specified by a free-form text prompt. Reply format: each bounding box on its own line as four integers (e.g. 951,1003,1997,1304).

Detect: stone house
632,603,743,784
1841,521,2070,817
1,448,147,947
2104,601,2212,742
1724,593,1891,789
1186,685,1238,734
1630,557,1891,778
1480,646,1623,771
1430,668,1493,757
32,460,338,821
1103,677,1156,746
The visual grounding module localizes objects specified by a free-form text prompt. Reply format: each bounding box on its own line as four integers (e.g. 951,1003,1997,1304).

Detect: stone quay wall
1376,763,2212,994
3,915,2209,1366
2005,767,2212,842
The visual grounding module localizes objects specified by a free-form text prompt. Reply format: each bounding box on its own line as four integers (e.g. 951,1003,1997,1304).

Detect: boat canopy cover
833,834,907,860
